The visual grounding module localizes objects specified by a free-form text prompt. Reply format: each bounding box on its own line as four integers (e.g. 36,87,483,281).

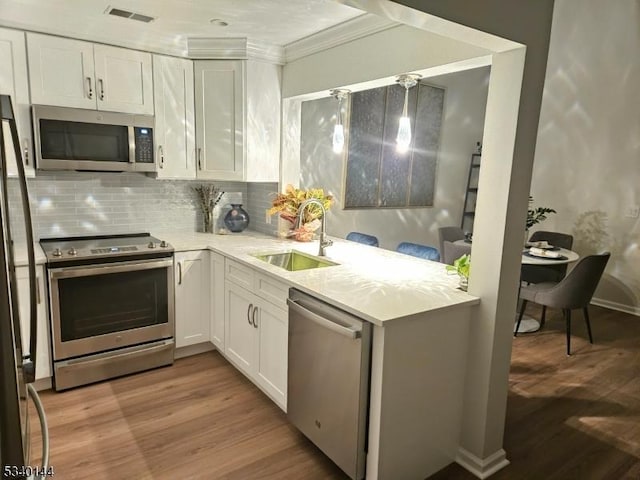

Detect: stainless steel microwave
32,105,155,173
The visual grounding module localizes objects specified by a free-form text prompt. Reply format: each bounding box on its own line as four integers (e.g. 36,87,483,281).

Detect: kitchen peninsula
161,231,479,479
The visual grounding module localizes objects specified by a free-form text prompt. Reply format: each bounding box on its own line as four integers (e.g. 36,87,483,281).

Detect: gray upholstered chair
522,230,574,284
521,231,574,323
346,231,379,247
443,241,471,265
438,226,465,262
396,242,440,261
515,252,610,355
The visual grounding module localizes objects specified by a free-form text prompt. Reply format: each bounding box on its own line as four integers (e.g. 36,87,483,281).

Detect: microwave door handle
128,126,135,164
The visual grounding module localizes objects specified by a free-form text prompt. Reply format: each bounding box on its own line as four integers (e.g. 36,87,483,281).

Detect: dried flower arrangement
267,184,333,241
193,184,224,232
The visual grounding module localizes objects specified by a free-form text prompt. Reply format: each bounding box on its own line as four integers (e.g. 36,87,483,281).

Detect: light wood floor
29,305,640,479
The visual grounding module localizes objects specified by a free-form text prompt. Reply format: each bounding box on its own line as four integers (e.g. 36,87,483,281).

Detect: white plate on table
523,250,568,261
525,241,556,249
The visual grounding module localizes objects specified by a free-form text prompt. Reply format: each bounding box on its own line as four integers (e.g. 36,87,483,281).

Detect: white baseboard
456,447,509,479
591,297,640,317
174,342,215,359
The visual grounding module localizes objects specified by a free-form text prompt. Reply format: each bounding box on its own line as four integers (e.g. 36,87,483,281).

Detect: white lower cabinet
175,251,210,348
225,281,256,374
223,259,288,410
210,252,225,350
254,297,288,406
16,265,51,380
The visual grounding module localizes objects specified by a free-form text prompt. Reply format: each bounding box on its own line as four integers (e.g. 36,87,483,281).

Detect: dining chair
396,242,440,261
346,231,379,247
443,240,471,265
515,252,610,355
438,226,465,262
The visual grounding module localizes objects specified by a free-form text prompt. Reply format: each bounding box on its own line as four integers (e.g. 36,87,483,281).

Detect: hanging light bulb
330,89,350,154
395,74,421,153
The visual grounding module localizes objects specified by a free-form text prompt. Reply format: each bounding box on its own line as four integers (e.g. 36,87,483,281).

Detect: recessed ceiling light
209,19,229,27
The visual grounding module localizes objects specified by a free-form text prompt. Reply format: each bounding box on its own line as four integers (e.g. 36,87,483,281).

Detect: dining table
453,240,580,332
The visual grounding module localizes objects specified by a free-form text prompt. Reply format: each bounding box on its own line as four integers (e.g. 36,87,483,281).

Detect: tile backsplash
8,171,279,240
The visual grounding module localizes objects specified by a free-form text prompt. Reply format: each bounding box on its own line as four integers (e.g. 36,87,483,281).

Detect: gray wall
299,67,490,251
8,172,275,240
530,0,640,313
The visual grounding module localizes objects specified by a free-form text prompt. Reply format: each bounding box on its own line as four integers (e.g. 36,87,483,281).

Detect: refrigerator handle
27,384,50,473
0,95,38,383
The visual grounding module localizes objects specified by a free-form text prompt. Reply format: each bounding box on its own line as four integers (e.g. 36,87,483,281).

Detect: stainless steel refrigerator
0,94,50,479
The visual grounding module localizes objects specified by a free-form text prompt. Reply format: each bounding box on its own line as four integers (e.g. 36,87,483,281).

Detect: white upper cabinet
194,60,243,180
194,59,281,182
0,27,34,177
93,44,154,114
153,54,196,179
27,33,153,114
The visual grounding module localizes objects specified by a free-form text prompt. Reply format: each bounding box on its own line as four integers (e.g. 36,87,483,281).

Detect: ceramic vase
224,204,250,233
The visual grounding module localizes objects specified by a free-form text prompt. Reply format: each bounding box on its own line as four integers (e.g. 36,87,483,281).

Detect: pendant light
330,89,350,154
395,74,421,153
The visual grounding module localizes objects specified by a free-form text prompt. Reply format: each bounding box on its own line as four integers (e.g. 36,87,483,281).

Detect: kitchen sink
253,250,338,271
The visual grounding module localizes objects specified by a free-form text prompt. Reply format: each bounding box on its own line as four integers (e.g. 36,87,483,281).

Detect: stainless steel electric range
39,233,175,391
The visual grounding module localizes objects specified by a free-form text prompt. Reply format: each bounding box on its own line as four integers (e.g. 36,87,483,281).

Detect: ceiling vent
105,6,155,23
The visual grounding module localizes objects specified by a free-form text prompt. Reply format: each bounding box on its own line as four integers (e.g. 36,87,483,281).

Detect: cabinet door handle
36,276,41,305
252,306,258,328
158,145,164,169
247,304,253,325
197,148,202,170
23,141,29,166
98,78,105,100
178,261,183,285
86,77,93,99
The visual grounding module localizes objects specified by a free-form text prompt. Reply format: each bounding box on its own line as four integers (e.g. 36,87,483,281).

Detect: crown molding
187,37,248,59
187,37,285,64
284,13,397,63
246,40,286,65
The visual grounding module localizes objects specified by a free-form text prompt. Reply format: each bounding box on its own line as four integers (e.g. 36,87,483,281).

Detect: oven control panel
40,235,172,263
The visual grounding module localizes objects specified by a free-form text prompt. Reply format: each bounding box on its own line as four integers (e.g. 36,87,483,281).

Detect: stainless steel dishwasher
287,289,372,480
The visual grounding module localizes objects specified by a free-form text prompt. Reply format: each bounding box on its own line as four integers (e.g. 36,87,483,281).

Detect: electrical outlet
626,206,640,218
265,211,272,224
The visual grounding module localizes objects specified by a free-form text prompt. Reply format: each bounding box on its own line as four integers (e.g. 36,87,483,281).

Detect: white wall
531,0,640,314
283,24,492,98
299,67,490,251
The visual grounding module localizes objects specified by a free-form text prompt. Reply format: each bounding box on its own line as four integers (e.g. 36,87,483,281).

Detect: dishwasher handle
287,298,361,339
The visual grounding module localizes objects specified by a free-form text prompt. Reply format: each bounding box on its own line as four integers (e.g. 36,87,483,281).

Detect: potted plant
527,196,556,229
526,196,556,244
446,254,470,291
267,184,333,241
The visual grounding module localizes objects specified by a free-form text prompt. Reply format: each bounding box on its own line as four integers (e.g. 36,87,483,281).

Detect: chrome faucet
296,198,333,256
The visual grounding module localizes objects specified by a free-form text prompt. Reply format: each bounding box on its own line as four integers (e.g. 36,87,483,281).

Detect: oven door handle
49,258,174,280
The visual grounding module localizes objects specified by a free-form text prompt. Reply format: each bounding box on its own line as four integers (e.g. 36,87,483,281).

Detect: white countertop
159,230,479,326
14,243,47,266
